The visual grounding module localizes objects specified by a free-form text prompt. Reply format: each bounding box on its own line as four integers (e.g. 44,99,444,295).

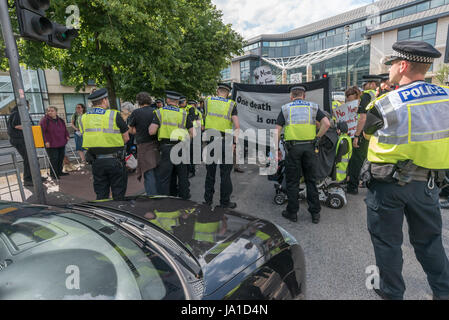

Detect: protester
345,86,361,103
121,102,137,156
7,100,45,187
70,103,86,164
128,92,160,196
40,106,70,179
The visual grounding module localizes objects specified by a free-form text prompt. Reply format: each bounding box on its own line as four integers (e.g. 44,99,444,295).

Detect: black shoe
373,288,392,300
59,172,69,176
311,213,320,224
347,189,358,195
203,201,212,206
219,202,237,209
440,200,449,209
23,180,33,187
234,167,245,173
282,210,297,222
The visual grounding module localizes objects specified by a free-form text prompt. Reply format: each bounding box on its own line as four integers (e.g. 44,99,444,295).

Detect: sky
212,0,374,39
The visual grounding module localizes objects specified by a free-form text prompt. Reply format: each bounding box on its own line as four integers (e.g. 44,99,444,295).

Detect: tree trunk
103,65,118,110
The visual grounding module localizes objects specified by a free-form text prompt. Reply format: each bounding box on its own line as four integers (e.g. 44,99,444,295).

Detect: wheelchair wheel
274,194,286,205
326,194,345,209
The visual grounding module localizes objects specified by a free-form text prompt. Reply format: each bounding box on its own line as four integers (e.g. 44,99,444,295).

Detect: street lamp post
0,0,46,204
345,25,351,89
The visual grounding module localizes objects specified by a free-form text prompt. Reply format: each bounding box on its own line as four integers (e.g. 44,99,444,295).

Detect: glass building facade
224,0,449,90
0,69,49,115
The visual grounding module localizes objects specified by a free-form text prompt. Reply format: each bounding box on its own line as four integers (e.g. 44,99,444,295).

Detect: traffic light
48,23,78,49
15,0,78,49
322,72,329,79
15,0,53,42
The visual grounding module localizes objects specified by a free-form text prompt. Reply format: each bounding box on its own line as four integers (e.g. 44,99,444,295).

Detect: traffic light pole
0,0,47,204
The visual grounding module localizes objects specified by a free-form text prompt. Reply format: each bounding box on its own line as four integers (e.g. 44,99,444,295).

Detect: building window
220,67,231,81
63,94,90,123
397,22,437,46
240,60,251,84
0,68,48,115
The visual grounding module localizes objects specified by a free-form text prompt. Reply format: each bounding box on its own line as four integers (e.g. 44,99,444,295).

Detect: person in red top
40,106,70,179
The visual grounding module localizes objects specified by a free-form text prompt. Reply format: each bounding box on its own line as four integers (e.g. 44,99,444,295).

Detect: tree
1,0,243,107
435,64,449,85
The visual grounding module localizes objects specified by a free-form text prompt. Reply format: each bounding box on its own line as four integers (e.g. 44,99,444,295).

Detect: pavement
1,153,448,300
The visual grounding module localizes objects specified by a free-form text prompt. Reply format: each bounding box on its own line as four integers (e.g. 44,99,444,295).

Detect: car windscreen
0,209,186,300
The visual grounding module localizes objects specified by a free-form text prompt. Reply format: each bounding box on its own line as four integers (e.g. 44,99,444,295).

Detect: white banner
232,80,331,144
254,66,276,85
333,100,359,138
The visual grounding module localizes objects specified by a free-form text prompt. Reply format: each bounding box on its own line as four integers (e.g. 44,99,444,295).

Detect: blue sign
163,106,180,112
211,97,229,103
290,99,312,107
88,108,107,115
398,83,448,103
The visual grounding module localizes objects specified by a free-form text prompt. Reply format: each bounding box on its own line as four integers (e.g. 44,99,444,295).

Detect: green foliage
1,0,243,104
435,64,449,85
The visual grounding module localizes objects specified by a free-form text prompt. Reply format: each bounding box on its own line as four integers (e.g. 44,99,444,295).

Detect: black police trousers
204,140,233,206
155,144,190,199
92,157,128,200
347,136,369,192
366,180,449,299
10,138,32,182
285,143,321,215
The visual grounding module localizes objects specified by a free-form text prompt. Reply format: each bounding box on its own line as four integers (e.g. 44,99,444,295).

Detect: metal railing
0,151,25,201
0,113,69,132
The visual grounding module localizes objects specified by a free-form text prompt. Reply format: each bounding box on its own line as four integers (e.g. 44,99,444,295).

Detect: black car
0,197,306,300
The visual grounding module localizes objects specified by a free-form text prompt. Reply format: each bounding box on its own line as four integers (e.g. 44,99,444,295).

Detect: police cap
289,85,307,93
362,75,382,82
218,83,232,92
165,91,182,100
88,88,108,102
188,100,198,105
155,98,164,103
383,40,442,65
378,73,390,82
179,96,187,102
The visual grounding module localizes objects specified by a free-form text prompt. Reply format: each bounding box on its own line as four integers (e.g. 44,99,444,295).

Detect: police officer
155,98,165,108
335,121,352,182
149,91,194,200
80,88,130,200
377,73,393,97
347,75,381,194
276,85,330,223
203,83,239,209
363,41,449,300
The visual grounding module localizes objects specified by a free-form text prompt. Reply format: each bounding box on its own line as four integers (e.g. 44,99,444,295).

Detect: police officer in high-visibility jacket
363,41,449,300
331,100,342,122
347,75,381,194
80,88,130,200
149,91,194,199
335,121,352,182
276,85,330,223
203,83,240,209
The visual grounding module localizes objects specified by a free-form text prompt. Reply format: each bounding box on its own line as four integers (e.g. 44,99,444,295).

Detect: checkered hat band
394,50,434,64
